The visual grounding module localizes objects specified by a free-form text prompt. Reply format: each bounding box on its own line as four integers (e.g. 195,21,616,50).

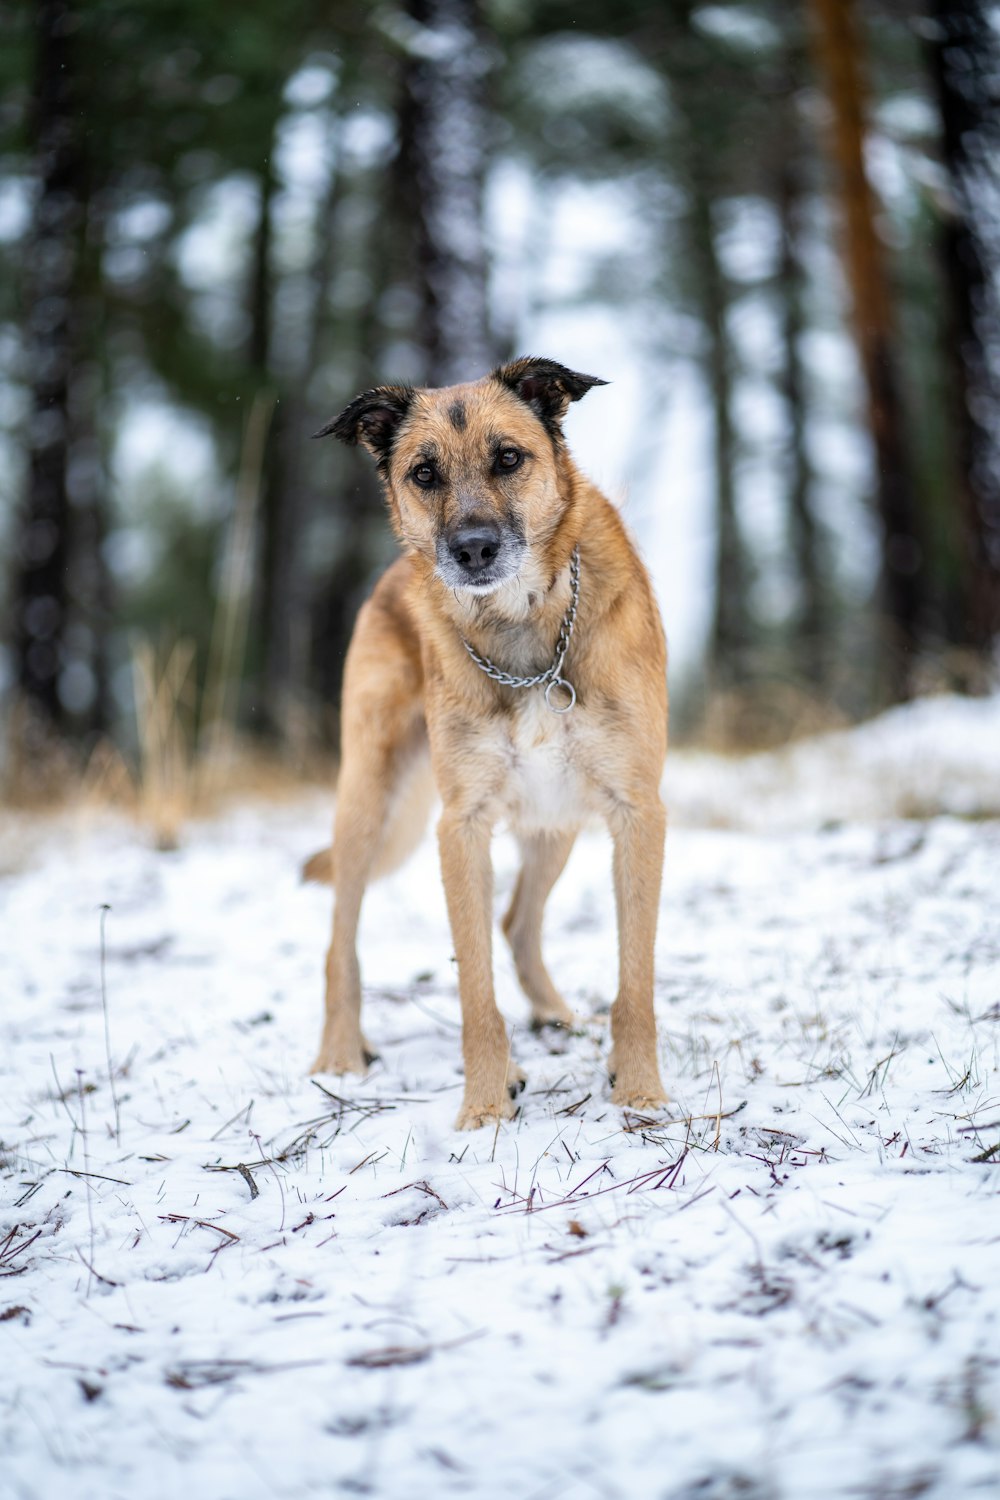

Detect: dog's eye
411,463,436,488
497,448,521,472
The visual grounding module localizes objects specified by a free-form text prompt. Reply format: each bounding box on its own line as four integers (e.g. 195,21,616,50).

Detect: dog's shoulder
344,554,426,685
370,551,417,608
574,487,665,653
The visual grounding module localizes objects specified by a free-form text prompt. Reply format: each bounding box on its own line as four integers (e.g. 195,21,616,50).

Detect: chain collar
460,546,581,714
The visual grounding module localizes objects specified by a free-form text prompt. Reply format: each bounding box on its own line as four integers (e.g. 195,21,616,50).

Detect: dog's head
316,358,606,594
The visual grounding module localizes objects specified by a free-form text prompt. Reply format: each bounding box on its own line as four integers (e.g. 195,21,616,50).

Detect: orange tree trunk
810,0,926,699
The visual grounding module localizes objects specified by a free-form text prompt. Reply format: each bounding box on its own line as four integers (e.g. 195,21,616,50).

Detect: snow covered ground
2,695,999,1500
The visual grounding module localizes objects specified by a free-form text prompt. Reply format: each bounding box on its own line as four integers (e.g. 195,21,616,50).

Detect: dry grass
0,392,337,849
131,637,198,849
686,680,850,754
0,678,334,872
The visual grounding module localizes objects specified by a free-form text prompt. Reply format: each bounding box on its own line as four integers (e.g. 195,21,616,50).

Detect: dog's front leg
438,810,521,1130
608,797,668,1111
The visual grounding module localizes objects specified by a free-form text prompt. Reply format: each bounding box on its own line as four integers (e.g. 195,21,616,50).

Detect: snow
666,691,1000,829
2,696,999,1499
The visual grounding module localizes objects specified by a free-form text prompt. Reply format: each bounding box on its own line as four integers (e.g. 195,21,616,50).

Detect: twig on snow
78,1070,96,1298
98,905,121,1144
236,1163,260,1199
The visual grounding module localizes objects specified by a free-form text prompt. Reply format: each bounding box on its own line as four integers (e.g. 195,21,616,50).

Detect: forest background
2,0,999,802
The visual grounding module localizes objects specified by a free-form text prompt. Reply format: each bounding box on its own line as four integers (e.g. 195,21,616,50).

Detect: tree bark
247,153,282,737
690,187,751,685
12,0,86,733
395,0,495,385
777,153,826,684
810,0,926,699
924,0,1000,664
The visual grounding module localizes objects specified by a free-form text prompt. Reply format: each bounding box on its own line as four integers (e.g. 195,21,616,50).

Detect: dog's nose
448,524,501,573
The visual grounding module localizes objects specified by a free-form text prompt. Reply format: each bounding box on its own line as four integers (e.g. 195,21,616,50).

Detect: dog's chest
497,693,591,831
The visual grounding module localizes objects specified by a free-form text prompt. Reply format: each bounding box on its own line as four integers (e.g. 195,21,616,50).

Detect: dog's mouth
453,570,511,593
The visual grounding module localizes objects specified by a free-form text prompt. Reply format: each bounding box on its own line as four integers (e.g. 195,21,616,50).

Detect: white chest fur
497,691,593,833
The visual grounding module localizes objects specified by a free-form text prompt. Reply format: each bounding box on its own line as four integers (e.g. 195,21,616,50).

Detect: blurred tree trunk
690,186,752,686
777,152,826,685
662,1,754,693
395,0,495,385
11,0,86,736
68,160,114,738
924,0,1000,668
248,156,275,381
810,0,925,700
66,355,113,736
247,151,283,738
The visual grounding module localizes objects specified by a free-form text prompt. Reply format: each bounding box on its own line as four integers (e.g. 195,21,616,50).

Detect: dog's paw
506,1060,527,1098
610,1078,669,1113
454,1093,517,1131
529,996,577,1031
310,1036,371,1077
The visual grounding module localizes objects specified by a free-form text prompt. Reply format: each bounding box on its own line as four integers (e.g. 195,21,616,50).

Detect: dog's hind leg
502,831,577,1028
312,756,384,1077
312,585,425,1078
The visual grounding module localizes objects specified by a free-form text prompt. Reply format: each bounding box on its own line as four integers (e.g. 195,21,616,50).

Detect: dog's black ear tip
311,419,354,443
494,358,610,408
314,385,414,456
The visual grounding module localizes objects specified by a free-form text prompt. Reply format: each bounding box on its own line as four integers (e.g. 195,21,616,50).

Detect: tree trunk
691,187,751,685
924,0,1000,667
777,154,826,685
246,152,284,738
66,361,113,735
11,0,86,735
67,159,113,740
810,0,926,700
395,0,495,385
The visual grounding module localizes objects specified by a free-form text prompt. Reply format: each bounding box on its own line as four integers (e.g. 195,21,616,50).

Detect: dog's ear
493,357,608,431
313,385,414,465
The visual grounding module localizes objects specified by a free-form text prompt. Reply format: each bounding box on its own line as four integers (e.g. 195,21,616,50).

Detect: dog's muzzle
449,524,500,575
437,523,523,591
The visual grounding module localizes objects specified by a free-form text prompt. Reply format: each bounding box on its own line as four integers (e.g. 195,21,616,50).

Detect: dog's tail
301,752,436,888
301,847,334,884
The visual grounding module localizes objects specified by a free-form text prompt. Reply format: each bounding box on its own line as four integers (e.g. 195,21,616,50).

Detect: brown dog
310,357,668,1129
